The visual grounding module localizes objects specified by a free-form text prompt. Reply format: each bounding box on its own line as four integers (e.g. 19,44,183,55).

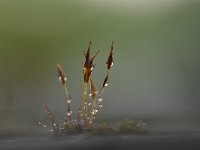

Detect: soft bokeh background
0,0,200,133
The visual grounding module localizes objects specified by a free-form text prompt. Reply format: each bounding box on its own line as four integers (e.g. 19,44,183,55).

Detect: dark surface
1,122,200,150
1,133,200,150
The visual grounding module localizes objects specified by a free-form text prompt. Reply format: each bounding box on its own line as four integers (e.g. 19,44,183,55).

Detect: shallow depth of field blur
0,0,200,134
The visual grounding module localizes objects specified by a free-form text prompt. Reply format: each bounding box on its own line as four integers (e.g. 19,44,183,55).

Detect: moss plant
39,42,114,135
87,122,113,135
39,42,148,135
118,119,148,134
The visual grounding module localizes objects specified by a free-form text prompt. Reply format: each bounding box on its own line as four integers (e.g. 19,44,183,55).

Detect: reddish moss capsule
56,64,67,85
83,42,99,83
106,41,114,70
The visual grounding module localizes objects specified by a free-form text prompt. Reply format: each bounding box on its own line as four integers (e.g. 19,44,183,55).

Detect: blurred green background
0,0,200,132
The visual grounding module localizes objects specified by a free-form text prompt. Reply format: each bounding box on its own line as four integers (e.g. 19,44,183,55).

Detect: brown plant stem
89,77,97,125
83,83,89,128
77,82,84,123
44,104,56,131
63,83,72,124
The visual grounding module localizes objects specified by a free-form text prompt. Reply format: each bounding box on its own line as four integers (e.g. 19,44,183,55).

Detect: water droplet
53,123,57,126
64,77,67,81
99,104,103,108
104,83,108,87
88,102,92,106
38,122,47,128
95,109,99,113
98,98,103,102
67,111,72,116
111,62,114,67
91,111,95,115
89,93,92,97
67,99,71,103
91,66,94,71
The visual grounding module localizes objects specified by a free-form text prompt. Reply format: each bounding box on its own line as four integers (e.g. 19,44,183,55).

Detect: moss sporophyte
39,42,148,135
40,42,114,134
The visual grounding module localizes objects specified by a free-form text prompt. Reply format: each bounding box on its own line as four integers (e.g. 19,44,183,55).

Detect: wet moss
118,119,148,134
53,119,148,136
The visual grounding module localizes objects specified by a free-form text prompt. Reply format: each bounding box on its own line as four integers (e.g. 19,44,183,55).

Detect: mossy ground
52,119,148,136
